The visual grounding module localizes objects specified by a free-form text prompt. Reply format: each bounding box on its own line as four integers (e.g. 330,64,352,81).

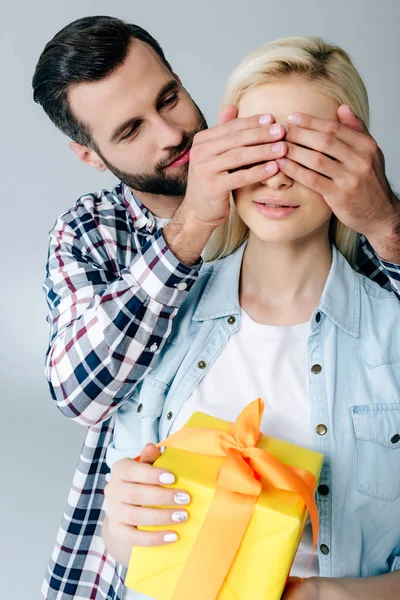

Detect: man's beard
97,107,208,197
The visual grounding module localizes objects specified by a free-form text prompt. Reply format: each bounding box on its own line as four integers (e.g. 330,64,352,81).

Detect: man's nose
154,115,183,150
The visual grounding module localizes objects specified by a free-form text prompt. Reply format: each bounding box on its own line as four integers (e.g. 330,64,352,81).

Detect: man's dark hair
32,16,172,147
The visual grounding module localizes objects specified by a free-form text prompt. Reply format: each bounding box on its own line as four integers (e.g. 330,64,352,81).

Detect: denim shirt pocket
351,404,400,501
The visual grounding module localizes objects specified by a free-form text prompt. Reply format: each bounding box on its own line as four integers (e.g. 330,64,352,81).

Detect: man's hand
164,105,287,265
275,105,400,262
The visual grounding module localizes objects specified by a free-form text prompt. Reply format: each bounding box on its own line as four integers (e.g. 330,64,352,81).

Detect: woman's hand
282,571,400,600
102,444,191,566
281,577,322,600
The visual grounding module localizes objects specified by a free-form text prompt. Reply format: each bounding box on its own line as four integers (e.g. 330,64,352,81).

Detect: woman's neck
239,227,332,326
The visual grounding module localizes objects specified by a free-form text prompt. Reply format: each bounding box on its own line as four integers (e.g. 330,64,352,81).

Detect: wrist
366,229,400,264
164,206,216,266
364,194,400,263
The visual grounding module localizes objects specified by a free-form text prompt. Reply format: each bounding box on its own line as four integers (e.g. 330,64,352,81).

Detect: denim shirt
107,244,400,581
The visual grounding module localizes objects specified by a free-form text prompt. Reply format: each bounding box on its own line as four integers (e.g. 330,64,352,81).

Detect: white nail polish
171,511,188,522
159,472,176,485
174,492,191,505
105,473,111,482
164,533,179,543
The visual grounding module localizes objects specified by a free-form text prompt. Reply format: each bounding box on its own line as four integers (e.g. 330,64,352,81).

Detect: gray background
1,0,399,597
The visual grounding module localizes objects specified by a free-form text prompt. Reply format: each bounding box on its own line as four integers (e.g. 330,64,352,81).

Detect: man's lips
165,147,191,169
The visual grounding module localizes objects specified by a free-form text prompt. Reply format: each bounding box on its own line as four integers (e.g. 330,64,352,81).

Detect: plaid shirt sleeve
44,190,200,426
356,234,400,297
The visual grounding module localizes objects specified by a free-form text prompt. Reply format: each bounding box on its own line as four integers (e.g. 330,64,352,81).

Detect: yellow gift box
125,399,323,600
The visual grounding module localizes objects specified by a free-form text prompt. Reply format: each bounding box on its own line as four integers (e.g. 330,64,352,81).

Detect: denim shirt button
167,411,173,420
311,364,322,374
198,360,207,369
315,312,321,323
227,316,236,325
316,424,328,435
137,403,143,413
320,544,330,555
318,484,330,495
391,434,400,444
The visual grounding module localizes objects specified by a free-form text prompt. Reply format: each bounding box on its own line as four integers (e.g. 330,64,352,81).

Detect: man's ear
69,141,107,172
173,72,182,85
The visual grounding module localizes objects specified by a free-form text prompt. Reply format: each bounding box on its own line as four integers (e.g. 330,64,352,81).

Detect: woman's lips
254,201,299,219
165,148,191,168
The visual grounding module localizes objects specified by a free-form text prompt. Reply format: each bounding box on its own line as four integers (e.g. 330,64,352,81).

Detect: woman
104,36,400,599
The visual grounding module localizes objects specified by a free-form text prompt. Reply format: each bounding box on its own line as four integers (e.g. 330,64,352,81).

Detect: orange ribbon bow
155,398,319,600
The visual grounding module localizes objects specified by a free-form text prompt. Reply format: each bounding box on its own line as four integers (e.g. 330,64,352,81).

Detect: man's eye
122,124,140,141
161,93,178,108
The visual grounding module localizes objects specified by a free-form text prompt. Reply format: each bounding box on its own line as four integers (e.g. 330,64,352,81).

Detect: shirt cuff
377,256,400,296
129,229,202,307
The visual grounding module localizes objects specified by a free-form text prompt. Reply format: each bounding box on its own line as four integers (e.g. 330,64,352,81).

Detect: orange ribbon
156,399,319,600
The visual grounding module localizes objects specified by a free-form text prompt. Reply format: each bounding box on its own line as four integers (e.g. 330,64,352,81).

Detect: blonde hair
206,36,368,264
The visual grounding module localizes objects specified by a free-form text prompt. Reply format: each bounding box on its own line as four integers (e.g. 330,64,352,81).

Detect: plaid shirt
41,181,400,600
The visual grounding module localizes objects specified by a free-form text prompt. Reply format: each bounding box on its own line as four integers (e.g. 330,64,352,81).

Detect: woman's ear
69,141,107,172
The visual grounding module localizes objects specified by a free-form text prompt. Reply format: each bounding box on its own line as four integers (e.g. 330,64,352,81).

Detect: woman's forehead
237,79,339,122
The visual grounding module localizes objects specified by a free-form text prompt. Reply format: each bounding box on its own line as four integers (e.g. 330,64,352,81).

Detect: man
33,15,400,600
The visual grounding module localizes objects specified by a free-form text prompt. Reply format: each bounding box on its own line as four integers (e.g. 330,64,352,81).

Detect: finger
211,123,287,157
217,104,238,126
111,456,175,486
106,479,190,508
276,157,333,195
337,104,367,133
110,522,179,547
108,502,189,527
216,141,287,172
285,142,339,179
224,160,280,190
197,113,277,144
285,126,358,166
287,111,373,151
126,482,191,508
140,443,162,464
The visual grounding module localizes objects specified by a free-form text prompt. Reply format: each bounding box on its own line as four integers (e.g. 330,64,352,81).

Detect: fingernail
265,161,276,173
105,473,111,482
269,124,281,135
159,472,176,485
164,533,179,543
171,510,188,522
287,113,300,125
277,158,289,167
272,142,283,153
174,492,191,505
259,113,272,125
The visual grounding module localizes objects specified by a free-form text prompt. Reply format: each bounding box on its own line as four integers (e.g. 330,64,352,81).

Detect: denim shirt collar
193,242,360,338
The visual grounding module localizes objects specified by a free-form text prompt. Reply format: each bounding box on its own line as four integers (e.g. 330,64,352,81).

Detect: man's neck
131,188,183,219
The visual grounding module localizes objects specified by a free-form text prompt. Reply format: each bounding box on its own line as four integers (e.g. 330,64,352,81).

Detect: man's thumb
337,104,367,133
139,443,161,464
217,104,238,126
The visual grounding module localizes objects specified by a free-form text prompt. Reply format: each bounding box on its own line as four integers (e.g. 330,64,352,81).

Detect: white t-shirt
123,309,318,600
169,309,318,579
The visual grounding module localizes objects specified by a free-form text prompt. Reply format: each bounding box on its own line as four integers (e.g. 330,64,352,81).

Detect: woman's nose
261,169,294,190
